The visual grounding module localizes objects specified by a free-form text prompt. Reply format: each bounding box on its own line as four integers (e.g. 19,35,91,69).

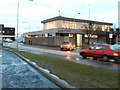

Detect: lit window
69,34,73,37
102,25,105,31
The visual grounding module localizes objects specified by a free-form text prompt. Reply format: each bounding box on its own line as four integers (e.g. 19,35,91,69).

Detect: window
110,45,120,50
7,31,10,34
96,46,105,50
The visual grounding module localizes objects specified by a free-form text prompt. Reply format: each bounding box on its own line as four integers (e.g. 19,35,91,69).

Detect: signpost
109,31,113,44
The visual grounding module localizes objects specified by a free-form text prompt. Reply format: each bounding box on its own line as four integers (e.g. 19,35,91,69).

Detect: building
24,16,113,47
118,1,120,28
0,24,15,41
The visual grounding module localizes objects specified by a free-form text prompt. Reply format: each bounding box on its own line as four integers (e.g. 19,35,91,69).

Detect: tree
84,22,94,46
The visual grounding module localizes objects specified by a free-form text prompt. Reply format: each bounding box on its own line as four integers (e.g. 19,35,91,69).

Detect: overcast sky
0,0,119,35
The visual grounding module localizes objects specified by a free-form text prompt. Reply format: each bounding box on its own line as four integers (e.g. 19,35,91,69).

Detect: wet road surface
3,42,119,72
2,49,61,88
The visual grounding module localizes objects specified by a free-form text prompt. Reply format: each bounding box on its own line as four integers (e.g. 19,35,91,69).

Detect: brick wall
25,37,75,46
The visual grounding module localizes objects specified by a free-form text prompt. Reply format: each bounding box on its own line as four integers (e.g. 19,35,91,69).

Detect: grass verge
7,48,119,88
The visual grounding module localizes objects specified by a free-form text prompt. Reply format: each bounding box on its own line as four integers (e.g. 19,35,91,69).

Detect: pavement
2,49,61,89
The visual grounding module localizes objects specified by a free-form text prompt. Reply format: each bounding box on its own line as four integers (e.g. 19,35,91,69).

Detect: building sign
84,34,98,38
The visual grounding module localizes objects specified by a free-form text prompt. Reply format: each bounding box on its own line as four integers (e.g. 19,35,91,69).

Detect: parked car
80,44,120,62
5,38,13,43
60,42,75,51
115,42,120,45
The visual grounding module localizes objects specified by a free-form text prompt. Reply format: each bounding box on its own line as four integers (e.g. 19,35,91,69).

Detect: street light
87,0,91,46
73,13,80,46
16,0,33,49
16,1,19,49
88,0,91,20
74,13,80,29
23,22,30,36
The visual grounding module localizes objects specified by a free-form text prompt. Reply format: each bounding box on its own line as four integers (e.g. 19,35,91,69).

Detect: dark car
80,44,120,62
60,42,75,51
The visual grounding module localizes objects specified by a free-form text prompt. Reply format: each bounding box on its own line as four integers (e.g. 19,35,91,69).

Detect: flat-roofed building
24,16,113,47
0,24,15,40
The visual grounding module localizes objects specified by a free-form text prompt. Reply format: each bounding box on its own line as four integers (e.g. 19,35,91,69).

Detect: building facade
24,16,113,47
0,24,15,40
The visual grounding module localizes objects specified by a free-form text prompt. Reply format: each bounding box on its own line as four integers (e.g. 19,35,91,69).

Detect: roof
41,16,113,25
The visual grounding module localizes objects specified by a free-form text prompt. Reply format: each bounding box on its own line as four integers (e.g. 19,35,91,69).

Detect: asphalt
3,42,119,72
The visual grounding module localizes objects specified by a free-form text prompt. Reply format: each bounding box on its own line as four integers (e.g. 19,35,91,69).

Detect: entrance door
76,34,82,47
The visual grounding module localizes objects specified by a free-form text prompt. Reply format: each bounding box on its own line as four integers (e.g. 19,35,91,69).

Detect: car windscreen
62,42,69,45
110,45,120,50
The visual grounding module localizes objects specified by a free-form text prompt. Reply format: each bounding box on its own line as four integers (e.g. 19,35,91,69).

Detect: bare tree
84,22,96,46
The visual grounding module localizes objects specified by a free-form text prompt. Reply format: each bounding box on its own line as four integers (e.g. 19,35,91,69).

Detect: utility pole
87,0,91,46
16,1,19,49
73,13,80,46
16,0,34,49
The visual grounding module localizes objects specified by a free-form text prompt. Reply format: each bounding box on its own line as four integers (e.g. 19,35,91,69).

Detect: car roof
91,44,110,46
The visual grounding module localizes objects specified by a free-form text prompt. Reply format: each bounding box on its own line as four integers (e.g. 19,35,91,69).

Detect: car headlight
113,53,118,56
67,45,70,48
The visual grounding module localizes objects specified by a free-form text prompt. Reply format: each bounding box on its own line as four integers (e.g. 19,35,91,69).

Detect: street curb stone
5,48,77,90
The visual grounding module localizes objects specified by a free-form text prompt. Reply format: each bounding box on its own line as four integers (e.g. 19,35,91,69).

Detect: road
3,42,119,71
2,49,61,88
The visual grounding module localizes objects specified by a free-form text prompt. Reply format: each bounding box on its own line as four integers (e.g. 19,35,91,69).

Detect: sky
0,0,119,35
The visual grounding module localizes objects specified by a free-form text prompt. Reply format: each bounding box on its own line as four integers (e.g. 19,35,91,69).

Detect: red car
80,44,120,62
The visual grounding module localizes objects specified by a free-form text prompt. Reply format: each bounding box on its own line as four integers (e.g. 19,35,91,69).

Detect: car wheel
93,57,97,60
82,53,86,59
102,55,108,61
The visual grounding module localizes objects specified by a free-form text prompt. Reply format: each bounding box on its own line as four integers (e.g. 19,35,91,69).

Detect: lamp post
88,0,91,20
87,0,91,46
16,1,19,49
74,13,80,29
16,0,33,49
23,22,30,36
73,13,80,46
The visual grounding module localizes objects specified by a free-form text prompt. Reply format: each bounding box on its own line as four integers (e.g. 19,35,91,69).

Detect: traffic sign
109,31,113,38
109,31,113,34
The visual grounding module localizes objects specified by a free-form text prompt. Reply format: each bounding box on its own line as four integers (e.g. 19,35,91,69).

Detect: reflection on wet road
3,42,119,72
2,50,60,88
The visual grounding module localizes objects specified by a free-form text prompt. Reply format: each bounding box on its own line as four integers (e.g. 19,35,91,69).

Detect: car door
86,46,96,57
94,45,106,58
